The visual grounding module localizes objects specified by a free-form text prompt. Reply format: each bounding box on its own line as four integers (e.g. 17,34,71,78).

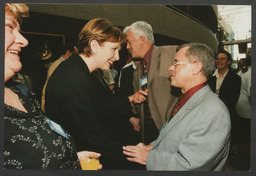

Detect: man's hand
129,117,140,132
128,89,149,104
136,143,152,151
122,143,152,165
109,84,115,91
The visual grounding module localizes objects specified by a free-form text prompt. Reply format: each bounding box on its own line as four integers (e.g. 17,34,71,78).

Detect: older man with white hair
123,21,179,144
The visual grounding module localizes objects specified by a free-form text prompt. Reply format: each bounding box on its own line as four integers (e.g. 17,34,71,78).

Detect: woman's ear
90,39,99,55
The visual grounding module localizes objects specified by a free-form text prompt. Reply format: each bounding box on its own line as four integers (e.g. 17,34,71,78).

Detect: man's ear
139,35,146,45
192,62,203,75
228,59,232,65
90,39,99,55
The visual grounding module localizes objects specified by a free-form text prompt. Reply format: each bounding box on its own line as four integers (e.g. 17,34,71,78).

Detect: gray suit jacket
147,85,231,171
133,45,179,136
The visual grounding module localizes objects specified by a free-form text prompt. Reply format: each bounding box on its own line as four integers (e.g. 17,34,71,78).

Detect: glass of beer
80,157,100,170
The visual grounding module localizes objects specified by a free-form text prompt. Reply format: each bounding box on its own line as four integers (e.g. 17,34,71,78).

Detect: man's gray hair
177,43,215,78
123,21,154,44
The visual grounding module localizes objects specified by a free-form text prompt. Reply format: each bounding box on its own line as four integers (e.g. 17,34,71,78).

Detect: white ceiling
217,5,251,41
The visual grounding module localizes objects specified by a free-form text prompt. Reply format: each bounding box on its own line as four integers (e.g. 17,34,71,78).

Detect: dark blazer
45,53,131,160
208,68,241,119
91,70,140,144
90,69,144,169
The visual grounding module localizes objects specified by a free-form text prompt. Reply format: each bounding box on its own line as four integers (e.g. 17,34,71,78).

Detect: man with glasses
123,43,231,171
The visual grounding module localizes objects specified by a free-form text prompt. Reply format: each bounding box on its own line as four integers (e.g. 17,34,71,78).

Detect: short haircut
77,18,125,57
217,50,232,61
176,43,216,78
5,3,29,23
239,58,246,63
123,21,154,44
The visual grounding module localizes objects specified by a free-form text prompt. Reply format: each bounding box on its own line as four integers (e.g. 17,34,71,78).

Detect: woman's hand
77,151,103,170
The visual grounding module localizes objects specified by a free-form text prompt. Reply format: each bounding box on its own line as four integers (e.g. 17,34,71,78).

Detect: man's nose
169,65,174,72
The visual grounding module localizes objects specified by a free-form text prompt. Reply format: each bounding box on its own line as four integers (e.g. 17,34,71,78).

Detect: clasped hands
123,143,152,165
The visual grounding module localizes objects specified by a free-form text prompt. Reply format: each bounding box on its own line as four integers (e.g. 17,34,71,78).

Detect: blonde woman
4,3,100,170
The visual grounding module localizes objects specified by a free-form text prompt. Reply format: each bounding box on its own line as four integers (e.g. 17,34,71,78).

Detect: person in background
123,43,231,171
235,55,251,145
41,43,76,112
116,55,140,97
225,55,251,170
208,50,241,148
110,64,118,81
237,58,246,76
123,21,179,144
4,3,100,170
114,56,144,140
103,69,116,93
45,18,147,170
103,64,118,93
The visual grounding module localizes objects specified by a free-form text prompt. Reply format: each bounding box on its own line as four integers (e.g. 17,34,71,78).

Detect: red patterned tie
168,98,181,123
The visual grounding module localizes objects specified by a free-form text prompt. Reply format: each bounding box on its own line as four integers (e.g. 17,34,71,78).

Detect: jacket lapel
152,86,210,149
219,69,231,91
153,103,191,148
148,46,160,87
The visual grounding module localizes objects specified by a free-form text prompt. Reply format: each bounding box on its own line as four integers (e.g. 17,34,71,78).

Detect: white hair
123,21,154,44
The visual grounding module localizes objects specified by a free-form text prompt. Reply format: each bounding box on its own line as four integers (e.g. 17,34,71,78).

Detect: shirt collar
143,45,153,65
179,82,207,106
122,61,136,70
213,68,229,79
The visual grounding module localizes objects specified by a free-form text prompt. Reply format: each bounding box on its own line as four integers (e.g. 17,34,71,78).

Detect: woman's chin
101,66,110,71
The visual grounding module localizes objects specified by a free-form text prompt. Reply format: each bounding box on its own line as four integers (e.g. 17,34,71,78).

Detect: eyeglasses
172,60,195,67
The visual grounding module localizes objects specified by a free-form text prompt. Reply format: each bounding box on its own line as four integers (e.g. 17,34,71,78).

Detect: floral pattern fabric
4,81,80,170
